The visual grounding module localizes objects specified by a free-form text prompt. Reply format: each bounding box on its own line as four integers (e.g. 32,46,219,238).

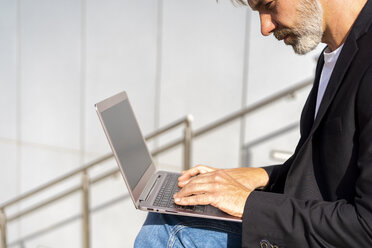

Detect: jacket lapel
310,40,359,133
300,54,324,140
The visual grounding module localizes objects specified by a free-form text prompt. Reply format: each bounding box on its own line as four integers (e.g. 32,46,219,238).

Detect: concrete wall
0,0,325,247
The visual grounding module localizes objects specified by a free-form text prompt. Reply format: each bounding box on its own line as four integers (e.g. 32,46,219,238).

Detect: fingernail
174,198,180,202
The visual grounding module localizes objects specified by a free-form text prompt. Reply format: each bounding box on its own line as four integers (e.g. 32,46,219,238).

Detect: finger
179,170,227,187
175,182,218,198
178,165,215,182
174,193,214,206
178,166,218,185
178,173,212,187
178,172,212,187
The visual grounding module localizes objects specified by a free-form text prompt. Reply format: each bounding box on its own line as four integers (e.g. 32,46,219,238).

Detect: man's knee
134,213,175,247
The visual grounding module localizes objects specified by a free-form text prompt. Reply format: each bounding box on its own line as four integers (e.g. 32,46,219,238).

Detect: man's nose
259,13,276,36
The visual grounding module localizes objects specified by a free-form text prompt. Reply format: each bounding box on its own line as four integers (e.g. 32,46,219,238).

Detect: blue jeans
135,213,242,248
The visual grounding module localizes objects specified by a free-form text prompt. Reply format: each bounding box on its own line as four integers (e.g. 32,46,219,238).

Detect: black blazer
242,1,372,247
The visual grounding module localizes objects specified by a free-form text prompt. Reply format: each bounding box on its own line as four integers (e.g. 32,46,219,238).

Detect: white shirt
314,44,344,118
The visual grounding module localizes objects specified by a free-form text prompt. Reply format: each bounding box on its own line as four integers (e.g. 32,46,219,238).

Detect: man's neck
321,0,368,51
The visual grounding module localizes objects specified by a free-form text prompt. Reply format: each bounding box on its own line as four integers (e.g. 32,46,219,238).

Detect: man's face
248,0,323,54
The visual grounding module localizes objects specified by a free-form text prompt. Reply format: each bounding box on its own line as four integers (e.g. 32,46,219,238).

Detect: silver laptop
95,91,241,222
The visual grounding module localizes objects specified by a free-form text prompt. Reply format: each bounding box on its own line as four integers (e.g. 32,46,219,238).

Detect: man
135,0,372,246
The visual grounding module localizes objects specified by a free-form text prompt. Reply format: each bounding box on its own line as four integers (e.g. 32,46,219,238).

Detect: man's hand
178,165,269,190
174,165,270,218
174,169,252,218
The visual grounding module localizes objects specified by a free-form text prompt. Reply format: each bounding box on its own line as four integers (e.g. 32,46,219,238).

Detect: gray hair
233,0,248,5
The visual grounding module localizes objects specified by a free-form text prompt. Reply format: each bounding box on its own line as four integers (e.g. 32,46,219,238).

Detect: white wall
157,0,246,169
0,0,325,247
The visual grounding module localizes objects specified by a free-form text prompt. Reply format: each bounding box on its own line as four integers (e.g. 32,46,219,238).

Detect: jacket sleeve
261,165,277,177
261,154,296,193
241,68,372,247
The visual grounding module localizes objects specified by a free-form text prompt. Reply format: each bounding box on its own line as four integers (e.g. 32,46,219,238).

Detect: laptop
95,91,241,222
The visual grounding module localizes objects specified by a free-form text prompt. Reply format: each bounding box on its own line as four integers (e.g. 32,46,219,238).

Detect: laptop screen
100,99,152,190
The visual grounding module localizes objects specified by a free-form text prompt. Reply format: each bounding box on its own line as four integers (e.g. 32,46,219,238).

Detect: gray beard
274,0,323,55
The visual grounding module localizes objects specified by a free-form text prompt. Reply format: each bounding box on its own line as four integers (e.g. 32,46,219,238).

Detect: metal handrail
0,115,191,210
6,168,122,223
0,78,313,248
193,79,312,138
0,153,112,210
0,115,193,248
152,78,313,155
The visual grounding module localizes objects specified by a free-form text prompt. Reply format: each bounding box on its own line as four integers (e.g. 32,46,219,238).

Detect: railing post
0,208,7,248
81,170,90,248
183,115,193,171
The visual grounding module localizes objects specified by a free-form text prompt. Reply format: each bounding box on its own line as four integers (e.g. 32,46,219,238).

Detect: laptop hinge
139,174,162,202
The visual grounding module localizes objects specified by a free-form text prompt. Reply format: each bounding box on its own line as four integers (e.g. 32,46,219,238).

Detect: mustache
274,28,296,40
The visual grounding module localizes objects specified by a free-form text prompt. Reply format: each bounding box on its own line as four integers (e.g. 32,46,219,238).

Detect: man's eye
265,1,274,10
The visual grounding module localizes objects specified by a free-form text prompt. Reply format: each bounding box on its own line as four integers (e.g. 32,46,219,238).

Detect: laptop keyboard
153,173,205,213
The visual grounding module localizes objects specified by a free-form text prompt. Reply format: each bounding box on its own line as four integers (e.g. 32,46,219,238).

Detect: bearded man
135,0,372,247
